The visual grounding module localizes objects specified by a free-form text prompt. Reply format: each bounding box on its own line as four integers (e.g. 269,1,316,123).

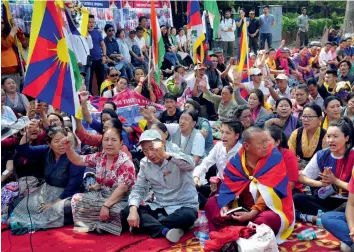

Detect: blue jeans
123,61,134,80
322,211,353,247
165,52,179,66
79,65,91,90
260,33,272,49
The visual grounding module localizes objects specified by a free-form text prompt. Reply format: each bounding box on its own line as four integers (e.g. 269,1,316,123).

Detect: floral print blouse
82,151,135,189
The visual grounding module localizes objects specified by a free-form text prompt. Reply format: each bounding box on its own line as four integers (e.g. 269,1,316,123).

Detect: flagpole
244,18,251,84
148,46,152,86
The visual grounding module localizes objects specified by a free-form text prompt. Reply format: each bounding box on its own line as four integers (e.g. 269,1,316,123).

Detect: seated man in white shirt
267,74,292,107
237,68,270,100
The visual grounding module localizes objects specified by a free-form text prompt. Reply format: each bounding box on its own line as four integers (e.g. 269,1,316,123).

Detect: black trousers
299,31,309,47
122,205,198,238
90,59,105,95
248,36,258,55
293,192,347,216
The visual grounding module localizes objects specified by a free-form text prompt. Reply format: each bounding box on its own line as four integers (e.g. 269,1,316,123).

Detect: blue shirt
259,14,275,34
89,29,103,61
104,36,120,59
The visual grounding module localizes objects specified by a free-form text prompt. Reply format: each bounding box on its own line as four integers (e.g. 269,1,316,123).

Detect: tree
343,0,354,34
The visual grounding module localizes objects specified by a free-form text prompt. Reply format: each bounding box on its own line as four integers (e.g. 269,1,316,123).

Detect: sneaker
166,228,184,243
340,242,351,252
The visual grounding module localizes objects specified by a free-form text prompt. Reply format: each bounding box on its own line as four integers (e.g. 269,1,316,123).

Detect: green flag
204,0,220,40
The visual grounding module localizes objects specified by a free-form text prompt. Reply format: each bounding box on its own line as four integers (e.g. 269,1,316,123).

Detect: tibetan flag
187,0,205,64
217,146,295,244
23,0,81,117
204,0,220,40
150,0,165,85
237,19,248,73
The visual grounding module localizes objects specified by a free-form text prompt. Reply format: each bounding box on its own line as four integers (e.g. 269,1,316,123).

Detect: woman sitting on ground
75,117,132,159
265,125,299,189
265,97,302,139
235,104,253,130
1,87,17,122
341,92,354,124
288,103,327,165
294,118,354,224
193,121,244,208
65,128,136,235
322,96,341,130
234,87,269,127
293,84,311,119
8,127,85,231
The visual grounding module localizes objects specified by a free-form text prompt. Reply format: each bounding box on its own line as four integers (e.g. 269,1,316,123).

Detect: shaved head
242,126,265,143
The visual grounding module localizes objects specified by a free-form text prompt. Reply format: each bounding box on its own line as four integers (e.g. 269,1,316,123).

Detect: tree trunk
343,0,354,35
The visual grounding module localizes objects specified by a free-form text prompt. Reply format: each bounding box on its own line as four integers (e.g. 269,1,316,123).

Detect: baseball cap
194,64,207,70
137,130,162,146
281,47,290,53
276,74,288,80
250,68,262,76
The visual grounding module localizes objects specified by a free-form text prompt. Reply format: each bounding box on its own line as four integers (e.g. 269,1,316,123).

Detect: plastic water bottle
195,211,209,248
296,228,314,240
316,210,323,228
26,215,36,234
297,229,325,240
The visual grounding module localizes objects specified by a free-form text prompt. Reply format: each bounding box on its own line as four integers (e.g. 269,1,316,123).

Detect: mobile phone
225,207,249,215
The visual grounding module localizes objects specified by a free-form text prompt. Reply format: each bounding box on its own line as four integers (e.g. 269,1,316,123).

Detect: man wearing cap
238,68,270,99
219,9,236,59
123,130,198,243
266,74,291,107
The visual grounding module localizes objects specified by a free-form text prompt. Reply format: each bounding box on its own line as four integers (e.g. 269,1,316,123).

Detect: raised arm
62,137,86,167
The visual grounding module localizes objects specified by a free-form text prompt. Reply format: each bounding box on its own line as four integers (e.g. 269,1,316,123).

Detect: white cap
275,74,288,80
250,68,262,76
137,130,162,146
194,64,207,70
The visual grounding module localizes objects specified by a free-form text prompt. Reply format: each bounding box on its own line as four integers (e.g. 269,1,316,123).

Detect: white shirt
302,151,343,179
319,49,333,65
135,36,146,50
193,141,242,185
117,38,131,63
165,123,205,157
71,34,93,65
244,81,270,96
177,35,187,48
186,74,210,97
219,18,236,41
1,105,17,122
267,86,291,106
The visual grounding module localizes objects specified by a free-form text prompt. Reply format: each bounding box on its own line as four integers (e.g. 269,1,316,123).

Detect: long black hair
100,108,118,131
266,125,289,149
328,117,354,158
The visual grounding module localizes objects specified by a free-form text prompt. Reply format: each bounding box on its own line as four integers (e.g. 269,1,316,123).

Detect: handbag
236,222,278,252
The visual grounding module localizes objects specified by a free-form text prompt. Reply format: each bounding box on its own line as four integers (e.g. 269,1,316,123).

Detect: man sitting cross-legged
122,130,198,243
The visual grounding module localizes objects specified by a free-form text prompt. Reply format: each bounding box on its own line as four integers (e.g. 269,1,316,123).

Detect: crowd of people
1,4,354,251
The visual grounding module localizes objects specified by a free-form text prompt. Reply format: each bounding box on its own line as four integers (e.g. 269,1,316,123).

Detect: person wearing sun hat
267,73,291,107
123,130,198,243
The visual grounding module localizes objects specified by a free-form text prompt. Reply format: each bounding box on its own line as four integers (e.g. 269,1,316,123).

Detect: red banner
121,0,170,8
88,89,165,112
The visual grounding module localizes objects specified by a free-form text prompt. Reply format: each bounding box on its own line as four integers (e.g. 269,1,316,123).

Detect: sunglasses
110,74,119,77
108,29,114,32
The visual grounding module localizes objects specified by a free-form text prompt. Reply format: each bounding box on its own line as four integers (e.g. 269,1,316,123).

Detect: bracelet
102,205,111,209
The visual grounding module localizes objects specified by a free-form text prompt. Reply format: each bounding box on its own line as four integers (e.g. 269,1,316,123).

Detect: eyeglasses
110,74,119,77
108,29,114,32
301,115,318,120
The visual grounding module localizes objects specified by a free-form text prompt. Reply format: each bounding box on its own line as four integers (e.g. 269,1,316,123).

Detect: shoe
166,228,184,243
340,242,351,252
